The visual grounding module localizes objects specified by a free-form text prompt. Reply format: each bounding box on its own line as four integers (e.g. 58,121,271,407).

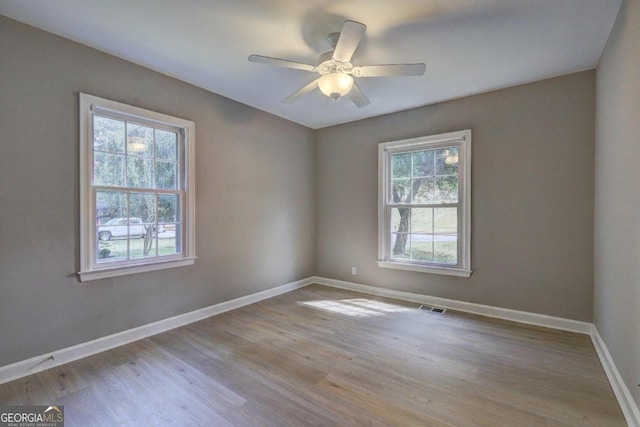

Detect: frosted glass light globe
318,72,354,99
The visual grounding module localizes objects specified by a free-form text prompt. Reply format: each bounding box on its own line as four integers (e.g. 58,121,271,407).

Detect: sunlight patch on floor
301,298,413,317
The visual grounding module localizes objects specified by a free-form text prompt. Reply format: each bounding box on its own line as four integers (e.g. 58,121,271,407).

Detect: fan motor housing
316,51,354,76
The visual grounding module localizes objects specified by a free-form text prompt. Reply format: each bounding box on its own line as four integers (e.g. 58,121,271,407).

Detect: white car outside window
98,218,145,241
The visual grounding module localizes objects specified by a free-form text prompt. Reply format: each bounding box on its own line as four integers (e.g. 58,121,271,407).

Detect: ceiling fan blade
353,63,426,77
348,83,370,108
282,79,320,103
333,20,366,63
248,54,316,72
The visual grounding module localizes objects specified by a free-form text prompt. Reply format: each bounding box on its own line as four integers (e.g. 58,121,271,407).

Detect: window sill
377,260,471,278
78,257,196,282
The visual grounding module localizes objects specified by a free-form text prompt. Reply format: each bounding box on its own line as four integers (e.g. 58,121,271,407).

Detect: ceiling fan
248,20,426,108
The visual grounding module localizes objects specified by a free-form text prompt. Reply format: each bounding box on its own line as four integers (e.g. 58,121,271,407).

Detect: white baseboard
312,276,592,334
0,276,314,385
590,326,640,427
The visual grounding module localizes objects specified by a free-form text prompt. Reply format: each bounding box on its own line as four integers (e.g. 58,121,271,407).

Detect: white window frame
78,93,196,281
377,130,471,277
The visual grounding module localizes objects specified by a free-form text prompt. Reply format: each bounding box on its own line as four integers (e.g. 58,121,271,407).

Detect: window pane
434,176,458,203
392,179,411,203
391,207,410,233
436,147,459,176
129,193,156,224
434,237,457,265
127,157,154,188
434,207,458,265
96,191,127,224
411,237,433,262
412,178,434,203
156,161,176,190
127,123,153,156
156,193,181,254
94,152,125,187
391,233,410,259
97,222,127,241
391,209,400,231
392,153,411,179
94,116,125,153
130,235,156,259
411,208,433,233
156,130,177,160
130,193,157,259
158,194,179,223
96,230,127,263
96,191,128,264
412,150,434,177
159,227,180,256
434,207,457,234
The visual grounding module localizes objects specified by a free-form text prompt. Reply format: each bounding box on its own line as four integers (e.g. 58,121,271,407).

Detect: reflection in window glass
126,123,154,157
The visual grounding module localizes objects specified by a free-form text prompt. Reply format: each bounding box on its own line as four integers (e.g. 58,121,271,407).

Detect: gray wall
595,0,640,408
316,72,596,321
0,16,315,366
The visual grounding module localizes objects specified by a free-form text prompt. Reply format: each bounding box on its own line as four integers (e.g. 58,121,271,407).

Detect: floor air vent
418,305,447,314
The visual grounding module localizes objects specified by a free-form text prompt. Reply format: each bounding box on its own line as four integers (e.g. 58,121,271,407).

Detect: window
79,94,196,281
378,130,471,277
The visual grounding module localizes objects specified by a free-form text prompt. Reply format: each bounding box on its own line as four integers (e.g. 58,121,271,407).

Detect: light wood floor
0,285,626,426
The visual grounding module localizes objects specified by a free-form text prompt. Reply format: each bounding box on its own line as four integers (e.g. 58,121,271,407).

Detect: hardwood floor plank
0,376,50,405
37,365,88,399
317,374,456,427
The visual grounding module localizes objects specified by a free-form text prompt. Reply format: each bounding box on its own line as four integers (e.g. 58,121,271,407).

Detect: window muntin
378,130,471,277
79,94,195,281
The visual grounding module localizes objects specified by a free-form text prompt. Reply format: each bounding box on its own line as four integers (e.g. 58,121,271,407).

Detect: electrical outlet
351,267,357,275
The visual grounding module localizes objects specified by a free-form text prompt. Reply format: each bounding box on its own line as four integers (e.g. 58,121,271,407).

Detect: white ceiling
0,0,621,129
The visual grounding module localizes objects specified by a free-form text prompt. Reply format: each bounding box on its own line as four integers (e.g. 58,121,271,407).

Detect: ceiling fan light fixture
318,72,354,100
